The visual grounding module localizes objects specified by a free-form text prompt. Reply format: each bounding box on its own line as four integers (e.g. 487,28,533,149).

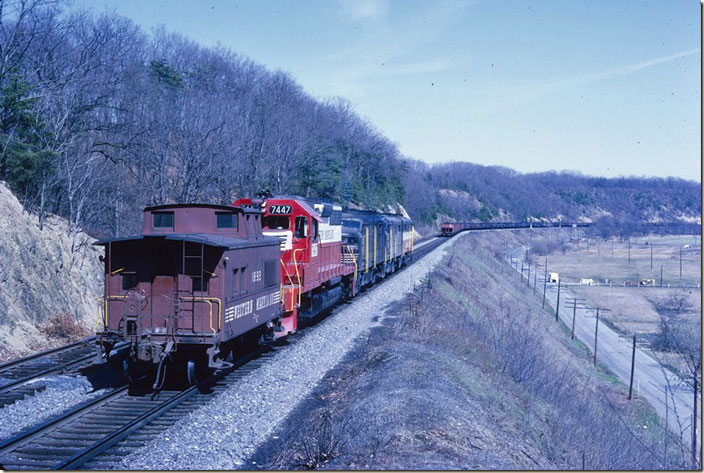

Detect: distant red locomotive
95,204,282,385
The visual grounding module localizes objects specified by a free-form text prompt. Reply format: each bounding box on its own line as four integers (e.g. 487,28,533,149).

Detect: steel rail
0,352,97,396
0,336,95,373
0,385,129,454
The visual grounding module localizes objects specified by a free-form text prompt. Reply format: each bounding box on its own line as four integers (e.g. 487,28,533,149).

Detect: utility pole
594,308,601,367
565,297,586,340
693,376,698,470
628,334,636,400
542,257,548,309
555,279,561,322
585,307,610,367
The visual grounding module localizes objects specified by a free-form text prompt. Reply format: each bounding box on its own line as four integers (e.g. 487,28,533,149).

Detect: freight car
440,221,590,236
94,204,282,386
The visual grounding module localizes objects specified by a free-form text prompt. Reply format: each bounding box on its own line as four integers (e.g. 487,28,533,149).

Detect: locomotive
94,197,414,386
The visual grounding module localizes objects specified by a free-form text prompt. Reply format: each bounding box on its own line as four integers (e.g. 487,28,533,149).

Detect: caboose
94,203,282,385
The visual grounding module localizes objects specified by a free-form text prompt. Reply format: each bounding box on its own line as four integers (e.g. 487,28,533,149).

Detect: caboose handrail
95,295,128,332
179,297,222,335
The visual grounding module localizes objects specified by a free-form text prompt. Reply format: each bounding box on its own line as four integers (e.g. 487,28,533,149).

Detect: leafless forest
0,0,699,243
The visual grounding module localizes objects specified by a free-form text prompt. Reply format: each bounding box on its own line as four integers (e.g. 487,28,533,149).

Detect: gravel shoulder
114,237,458,470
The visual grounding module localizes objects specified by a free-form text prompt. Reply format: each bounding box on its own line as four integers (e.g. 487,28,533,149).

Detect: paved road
506,247,701,457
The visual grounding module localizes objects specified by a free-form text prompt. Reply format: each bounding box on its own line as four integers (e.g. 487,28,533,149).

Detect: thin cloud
594,49,698,81
321,1,473,99
481,49,700,113
337,0,389,21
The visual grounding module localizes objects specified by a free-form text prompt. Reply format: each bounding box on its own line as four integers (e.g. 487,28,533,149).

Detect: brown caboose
95,203,282,385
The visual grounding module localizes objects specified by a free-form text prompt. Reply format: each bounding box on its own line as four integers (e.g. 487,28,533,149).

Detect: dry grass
38,313,90,341
542,234,701,286
250,229,689,470
531,231,701,384
568,286,700,335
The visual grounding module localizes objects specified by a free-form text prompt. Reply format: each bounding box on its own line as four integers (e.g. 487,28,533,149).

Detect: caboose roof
94,233,279,249
144,203,241,213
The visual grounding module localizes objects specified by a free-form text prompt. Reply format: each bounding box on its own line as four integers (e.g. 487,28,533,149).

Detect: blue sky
77,0,700,180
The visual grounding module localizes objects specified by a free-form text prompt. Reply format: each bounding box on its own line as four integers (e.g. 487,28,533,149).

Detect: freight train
94,197,414,386
439,221,590,236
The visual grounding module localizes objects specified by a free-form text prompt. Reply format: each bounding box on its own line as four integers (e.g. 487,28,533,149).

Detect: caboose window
192,276,208,292
153,212,174,228
263,216,289,230
216,212,236,229
264,259,277,286
122,273,138,291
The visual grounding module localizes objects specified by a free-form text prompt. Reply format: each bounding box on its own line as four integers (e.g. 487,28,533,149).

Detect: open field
531,232,701,379
568,286,700,335
540,234,701,287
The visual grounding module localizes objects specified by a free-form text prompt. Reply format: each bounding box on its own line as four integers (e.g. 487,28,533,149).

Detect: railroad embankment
0,182,100,360
253,230,686,469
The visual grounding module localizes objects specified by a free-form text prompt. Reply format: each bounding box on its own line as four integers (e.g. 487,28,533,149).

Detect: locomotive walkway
507,246,701,462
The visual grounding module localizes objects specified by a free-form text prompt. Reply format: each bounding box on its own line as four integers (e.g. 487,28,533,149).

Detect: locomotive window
216,212,236,229
153,212,174,228
294,217,308,239
263,216,289,230
122,273,138,291
312,220,319,240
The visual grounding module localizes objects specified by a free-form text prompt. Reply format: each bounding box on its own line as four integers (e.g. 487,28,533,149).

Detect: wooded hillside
404,160,701,227
0,1,699,240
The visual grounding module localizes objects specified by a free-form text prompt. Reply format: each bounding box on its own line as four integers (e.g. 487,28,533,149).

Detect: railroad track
0,235,447,470
0,337,97,408
0,346,276,470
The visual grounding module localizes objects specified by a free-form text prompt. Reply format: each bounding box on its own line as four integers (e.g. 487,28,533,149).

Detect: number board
269,205,292,215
